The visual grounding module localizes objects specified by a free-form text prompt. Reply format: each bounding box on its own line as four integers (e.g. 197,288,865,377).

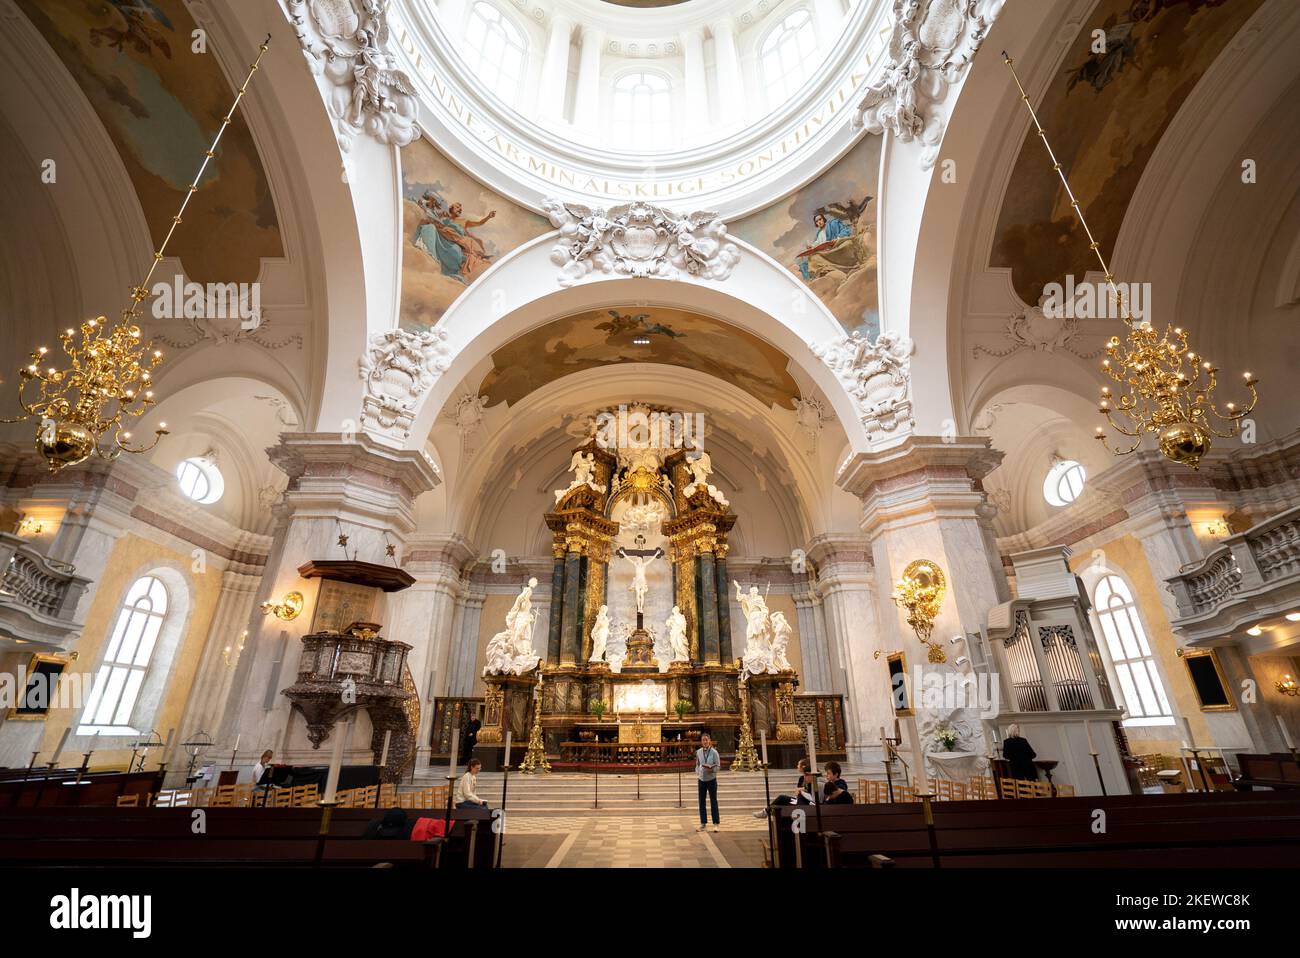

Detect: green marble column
559,550,583,666
698,550,720,665
715,554,732,666
546,553,564,665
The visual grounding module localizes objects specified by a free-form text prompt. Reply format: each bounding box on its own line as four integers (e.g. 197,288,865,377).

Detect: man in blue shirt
695,732,721,832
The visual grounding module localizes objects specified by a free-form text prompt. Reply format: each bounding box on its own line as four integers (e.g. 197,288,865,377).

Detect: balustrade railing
0,532,86,624
1168,505,1300,620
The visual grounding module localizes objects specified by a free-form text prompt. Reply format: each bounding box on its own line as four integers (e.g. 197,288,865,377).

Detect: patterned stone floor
496,812,769,868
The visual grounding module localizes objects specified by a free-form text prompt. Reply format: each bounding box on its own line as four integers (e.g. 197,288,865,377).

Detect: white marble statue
682,449,729,508
769,611,793,672
618,546,664,614
589,605,610,663
666,605,689,663
736,581,780,677
554,450,607,504
482,577,542,676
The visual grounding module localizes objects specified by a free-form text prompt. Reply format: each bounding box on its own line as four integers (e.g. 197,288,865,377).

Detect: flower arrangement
674,699,692,720
934,724,958,752
589,699,608,720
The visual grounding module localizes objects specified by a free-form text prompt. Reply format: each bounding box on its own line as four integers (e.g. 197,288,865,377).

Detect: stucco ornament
542,200,741,286
357,327,452,442
811,330,915,440
852,0,1006,168
284,0,420,150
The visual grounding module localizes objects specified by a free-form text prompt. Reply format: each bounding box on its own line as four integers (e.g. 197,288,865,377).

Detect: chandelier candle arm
1000,52,1260,470
3,37,271,473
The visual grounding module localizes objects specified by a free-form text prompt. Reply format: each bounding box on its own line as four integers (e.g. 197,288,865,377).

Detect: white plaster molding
358,327,453,442
969,294,1105,360
852,0,1006,169
811,330,915,442
542,200,741,286
283,0,420,151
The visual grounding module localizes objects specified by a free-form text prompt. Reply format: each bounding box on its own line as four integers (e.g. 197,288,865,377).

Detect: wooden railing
557,741,695,766
856,776,1074,803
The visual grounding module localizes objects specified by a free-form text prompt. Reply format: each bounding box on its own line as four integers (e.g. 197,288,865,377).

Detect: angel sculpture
554,450,607,504
769,611,794,672
483,578,541,676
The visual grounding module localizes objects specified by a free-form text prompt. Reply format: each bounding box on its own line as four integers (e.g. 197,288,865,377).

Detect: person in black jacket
363,807,411,839
753,758,816,818
1002,724,1039,781
822,761,854,804
461,714,481,766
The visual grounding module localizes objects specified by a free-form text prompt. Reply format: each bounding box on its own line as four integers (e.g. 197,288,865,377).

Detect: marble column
538,13,574,121
448,585,486,697
837,437,1010,768
710,18,743,122
698,549,720,665
681,25,708,138
546,549,564,665
793,588,834,692
715,549,732,665
558,549,583,666
219,434,439,754
808,535,879,762
573,25,605,131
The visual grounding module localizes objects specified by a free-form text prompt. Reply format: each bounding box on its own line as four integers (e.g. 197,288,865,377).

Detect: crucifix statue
617,535,664,621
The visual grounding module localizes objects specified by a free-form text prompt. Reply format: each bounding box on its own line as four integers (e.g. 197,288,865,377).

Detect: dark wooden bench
0,805,497,869
1234,753,1300,790
0,770,162,808
774,791,1300,868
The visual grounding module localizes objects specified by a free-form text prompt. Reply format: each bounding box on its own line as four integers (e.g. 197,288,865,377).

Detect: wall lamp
261,591,304,621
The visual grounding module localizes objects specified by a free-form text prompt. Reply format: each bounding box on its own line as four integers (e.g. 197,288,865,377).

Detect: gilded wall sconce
1277,674,1299,698
261,591,304,621
892,559,947,664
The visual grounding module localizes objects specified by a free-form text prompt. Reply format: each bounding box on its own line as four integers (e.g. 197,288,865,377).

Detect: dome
390,0,891,214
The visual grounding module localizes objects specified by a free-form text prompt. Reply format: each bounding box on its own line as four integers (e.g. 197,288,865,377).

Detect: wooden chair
116,794,141,807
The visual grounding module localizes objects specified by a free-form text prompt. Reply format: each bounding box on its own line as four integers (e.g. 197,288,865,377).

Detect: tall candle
504,731,512,768
49,726,72,766
1278,714,1295,750
1084,720,1096,754
322,720,345,804
161,727,176,767
806,725,818,775
448,726,460,782
378,729,392,766
903,712,930,793
759,729,768,766
1181,716,1196,750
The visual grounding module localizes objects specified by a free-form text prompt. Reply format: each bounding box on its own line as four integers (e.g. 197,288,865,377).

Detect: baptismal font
472,402,804,771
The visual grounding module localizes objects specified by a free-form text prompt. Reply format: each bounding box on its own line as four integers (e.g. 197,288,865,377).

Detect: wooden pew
0,770,162,808
774,791,1300,869
1234,753,1300,790
0,805,496,869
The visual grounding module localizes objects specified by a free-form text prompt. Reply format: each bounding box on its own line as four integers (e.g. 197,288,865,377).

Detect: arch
405,232,870,455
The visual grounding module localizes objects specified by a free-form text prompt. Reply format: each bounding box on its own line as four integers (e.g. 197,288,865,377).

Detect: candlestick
805,725,817,774
759,729,768,766
379,729,391,767
234,733,241,752
903,712,930,793
49,726,71,767
1181,716,1196,750
448,725,460,782
1277,713,1295,751
1084,719,1096,754
504,730,513,768
161,727,176,768
322,719,345,804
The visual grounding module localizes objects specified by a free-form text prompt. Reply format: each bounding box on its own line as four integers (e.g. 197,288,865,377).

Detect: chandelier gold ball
37,420,95,473
1157,421,1211,470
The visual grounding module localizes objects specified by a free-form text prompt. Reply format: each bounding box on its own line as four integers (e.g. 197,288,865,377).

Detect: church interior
1,0,1299,914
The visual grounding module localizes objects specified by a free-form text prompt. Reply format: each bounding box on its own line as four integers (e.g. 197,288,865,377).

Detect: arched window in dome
758,9,818,107
1092,574,1174,725
610,71,673,150
1043,458,1086,507
464,2,528,107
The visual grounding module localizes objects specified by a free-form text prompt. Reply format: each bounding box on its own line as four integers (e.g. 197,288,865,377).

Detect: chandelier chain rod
125,35,272,320
1000,52,1133,325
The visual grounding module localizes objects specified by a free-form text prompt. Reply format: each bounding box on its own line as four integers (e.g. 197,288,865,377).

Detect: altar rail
556,741,695,770
1167,504,1300,628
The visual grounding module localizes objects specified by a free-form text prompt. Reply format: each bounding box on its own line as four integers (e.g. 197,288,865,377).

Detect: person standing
695,732,721,833
461,712,481,766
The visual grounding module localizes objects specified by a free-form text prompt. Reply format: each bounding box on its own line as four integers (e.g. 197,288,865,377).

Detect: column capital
836,435,1003,499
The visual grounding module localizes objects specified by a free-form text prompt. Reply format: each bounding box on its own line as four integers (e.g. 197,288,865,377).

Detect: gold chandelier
1002,53,1259,470
3,37,271,473
892,559,947,664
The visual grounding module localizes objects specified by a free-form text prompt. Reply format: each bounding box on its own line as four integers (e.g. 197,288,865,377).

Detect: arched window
464,2,528,107
758,9,818,107
1043,458,1086,507
1092,574,1173,725
176,457,223,504
79,576,170,734
610,71,672,150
